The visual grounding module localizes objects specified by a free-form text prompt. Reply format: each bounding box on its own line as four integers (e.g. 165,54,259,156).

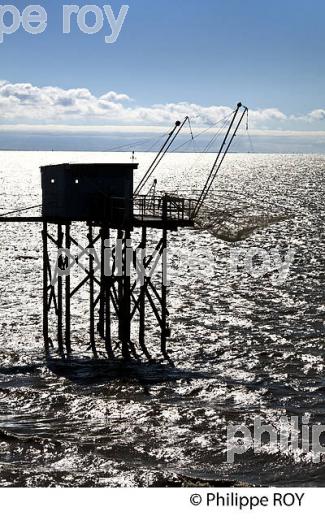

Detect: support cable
0,204,42,217
169,111,235,154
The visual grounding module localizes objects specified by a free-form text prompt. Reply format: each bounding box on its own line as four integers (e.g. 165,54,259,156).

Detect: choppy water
0,151,324,487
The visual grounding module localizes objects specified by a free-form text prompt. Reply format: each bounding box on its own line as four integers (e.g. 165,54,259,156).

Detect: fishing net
193,190,292,242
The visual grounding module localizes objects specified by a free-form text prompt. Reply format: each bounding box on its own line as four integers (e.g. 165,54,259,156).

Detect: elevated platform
0,195,196,230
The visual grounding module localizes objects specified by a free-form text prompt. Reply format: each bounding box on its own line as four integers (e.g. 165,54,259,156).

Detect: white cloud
289,109,325,123
100,91,132,102
248,108,287,123
307,109,325,121
0,80,324,136
0,80,286,127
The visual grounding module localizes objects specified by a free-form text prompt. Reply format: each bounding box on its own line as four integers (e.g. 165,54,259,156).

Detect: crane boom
134,117,189,196
193,102,248,218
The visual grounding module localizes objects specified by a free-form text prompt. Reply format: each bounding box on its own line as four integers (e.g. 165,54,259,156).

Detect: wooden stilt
104,227,114,359
88,224,98,359
161,197,171,364
98,227,105,339
42,221,49,358
65,223,72,358
139,227,152,361
57,225,65,359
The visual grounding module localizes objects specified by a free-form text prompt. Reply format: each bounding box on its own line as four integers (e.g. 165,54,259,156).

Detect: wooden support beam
42,222,49,358
65,223,72,358
161,197,172,364
57,225,65,359
138,227,152,361
88,225,98,359
104,228,115,359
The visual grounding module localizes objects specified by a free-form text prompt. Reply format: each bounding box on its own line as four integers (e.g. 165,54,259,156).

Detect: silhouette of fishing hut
0,103,247,369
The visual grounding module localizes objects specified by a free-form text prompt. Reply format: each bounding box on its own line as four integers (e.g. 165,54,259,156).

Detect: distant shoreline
0,149,324,155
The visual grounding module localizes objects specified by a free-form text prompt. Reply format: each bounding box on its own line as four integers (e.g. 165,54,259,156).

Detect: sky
0,0,325,152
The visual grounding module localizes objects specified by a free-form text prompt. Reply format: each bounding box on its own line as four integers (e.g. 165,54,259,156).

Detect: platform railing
133,195,196,223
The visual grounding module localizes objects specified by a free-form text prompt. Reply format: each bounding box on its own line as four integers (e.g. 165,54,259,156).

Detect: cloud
289,109,325,123
307,109,325,121
100,91,132,102
0,80,289,127
0,80,129,122
248,108,287,123
0,80,324,139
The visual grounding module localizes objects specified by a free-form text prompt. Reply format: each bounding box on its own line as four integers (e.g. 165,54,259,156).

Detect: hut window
75,179,79,184
51,178,55,184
